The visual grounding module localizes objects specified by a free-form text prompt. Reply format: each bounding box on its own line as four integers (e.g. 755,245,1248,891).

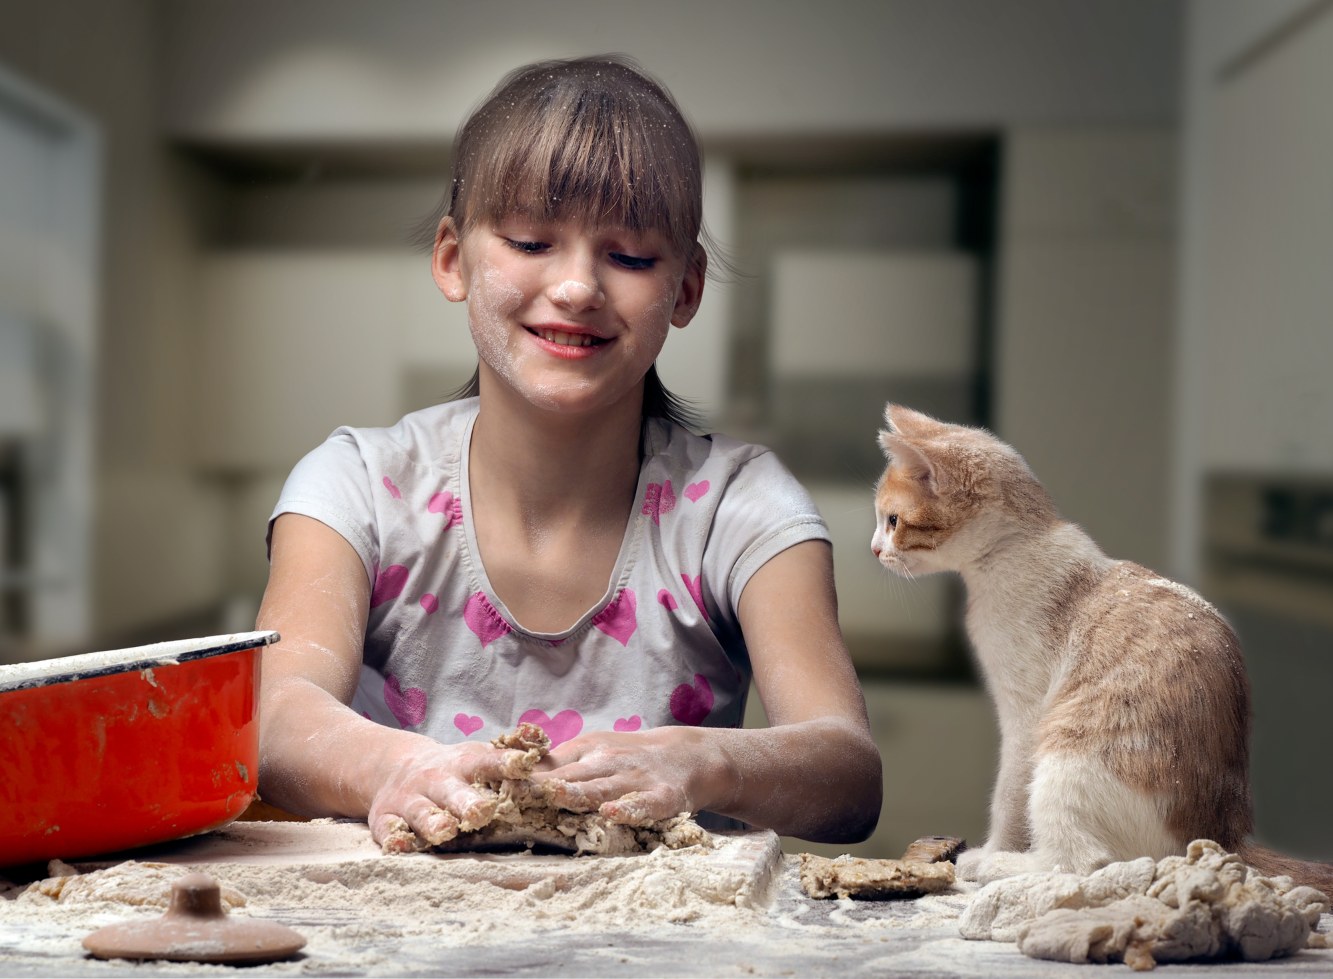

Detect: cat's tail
1239,841,1333,897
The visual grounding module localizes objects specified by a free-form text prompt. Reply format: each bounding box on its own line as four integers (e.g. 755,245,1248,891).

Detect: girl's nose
548,246,605,311
549,275,605,312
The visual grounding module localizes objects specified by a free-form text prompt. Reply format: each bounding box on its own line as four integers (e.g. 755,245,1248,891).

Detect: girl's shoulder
317,399,479,472
644,418,797,491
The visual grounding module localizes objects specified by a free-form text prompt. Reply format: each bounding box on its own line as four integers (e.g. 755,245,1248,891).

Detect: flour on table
19,860,248,909
960,839,1329,970
2,823,779,966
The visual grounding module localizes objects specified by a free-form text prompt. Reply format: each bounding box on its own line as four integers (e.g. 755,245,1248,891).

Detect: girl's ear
431,217,467,302
670,245,707,328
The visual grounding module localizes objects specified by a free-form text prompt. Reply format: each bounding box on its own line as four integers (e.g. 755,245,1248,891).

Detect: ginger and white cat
872,403,1333,892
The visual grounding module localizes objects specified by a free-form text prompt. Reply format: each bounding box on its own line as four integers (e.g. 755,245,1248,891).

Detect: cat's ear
880,403,946,493
878,431,940,494
884,403,943,437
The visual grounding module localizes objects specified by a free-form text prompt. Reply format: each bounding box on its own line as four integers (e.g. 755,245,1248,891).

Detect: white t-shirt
269,398,830,749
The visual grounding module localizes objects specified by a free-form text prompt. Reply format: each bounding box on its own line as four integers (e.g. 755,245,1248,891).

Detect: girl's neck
468,382,645,519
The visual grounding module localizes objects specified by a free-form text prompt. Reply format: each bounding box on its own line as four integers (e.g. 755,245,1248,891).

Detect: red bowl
0,631,277,867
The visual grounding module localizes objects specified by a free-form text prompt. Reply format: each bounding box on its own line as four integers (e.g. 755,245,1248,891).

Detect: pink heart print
384,673,428,727
657,588,678,611
670,674,714,726
519,708,584,748
428,491,460,529
454,713,484,736
614,716,642,732
420,593,439,614
680,572,710,620
592,588,638,645
382,476,402,499
684,480,710,502
464,591,512,648
370,564,410,608
641,480,676,525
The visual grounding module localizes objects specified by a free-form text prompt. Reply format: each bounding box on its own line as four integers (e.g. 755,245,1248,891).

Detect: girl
255,55,881,849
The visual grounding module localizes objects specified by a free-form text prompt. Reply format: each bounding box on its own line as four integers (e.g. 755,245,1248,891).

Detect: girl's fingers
372,812,425,852
372,781,499,851
543,775,623,812
599,789,677,826
531,758,601,785
399,797,460,846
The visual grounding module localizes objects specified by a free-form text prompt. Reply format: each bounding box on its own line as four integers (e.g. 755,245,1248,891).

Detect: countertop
2,821,1331,978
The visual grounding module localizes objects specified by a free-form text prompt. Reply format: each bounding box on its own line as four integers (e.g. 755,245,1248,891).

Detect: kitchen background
2,0,1330,861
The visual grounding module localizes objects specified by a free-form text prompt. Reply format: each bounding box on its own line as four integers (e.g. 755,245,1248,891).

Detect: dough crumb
384,724,714,857
960,839,1329,969
798,853,956,900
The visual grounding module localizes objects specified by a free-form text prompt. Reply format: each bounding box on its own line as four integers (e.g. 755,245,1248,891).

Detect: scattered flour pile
6,828,780,957
960,839,1329,970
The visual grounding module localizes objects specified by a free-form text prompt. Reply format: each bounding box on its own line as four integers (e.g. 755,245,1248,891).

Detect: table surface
2,822,1332,978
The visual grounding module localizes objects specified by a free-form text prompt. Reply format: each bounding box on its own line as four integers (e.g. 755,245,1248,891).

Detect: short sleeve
702,449,830,615
267,431,379,581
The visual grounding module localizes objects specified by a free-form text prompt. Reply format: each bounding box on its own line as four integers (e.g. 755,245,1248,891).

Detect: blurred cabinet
747,679,996,859
1192,3,1333,473
194,251,440,472
0,67,98,657
994,128,1176,572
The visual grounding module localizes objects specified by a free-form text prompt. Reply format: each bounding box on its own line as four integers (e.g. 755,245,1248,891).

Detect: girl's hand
366,732,536,850
531,728,727,826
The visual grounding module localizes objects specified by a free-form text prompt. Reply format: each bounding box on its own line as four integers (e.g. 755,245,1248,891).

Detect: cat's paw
955,846,986,881
960,848,1045,884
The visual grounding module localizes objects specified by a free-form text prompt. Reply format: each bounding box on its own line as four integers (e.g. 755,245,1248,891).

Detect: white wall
995,128,1177,571
160,0,1181,142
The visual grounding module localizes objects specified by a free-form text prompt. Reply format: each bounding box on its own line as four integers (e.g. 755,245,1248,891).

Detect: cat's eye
887,514,898,529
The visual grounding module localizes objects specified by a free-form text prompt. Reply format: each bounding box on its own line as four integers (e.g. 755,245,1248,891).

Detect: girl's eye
610,252,657,271
505,238,547,254
887,514,898,529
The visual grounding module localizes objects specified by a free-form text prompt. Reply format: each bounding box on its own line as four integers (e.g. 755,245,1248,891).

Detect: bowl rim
0,630,279,694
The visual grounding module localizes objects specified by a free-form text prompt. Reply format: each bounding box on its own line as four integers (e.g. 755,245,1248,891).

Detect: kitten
872,403,1333,892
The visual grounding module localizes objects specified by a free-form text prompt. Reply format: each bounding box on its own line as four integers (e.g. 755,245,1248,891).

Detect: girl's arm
540,539,883,843
257,514,530,846
726,537,883,841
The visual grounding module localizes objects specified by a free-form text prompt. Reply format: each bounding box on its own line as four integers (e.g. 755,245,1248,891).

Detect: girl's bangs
463,97,699,256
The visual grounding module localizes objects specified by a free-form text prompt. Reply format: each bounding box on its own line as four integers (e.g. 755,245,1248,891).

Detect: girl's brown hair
433,54,705,429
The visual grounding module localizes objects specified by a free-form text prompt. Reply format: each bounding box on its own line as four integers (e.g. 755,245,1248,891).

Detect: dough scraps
380,723,713,857
798,853,956,900
959,839,1329,970
901,835,966,864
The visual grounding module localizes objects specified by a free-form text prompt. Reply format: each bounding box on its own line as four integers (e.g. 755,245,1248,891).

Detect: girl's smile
526,324,610,357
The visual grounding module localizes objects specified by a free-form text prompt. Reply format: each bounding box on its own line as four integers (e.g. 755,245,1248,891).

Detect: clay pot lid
82,872,306,964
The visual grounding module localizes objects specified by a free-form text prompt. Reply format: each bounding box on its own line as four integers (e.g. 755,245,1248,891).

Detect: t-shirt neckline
455,407,650,642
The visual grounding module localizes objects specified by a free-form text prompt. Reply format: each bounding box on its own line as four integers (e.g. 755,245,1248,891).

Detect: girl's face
434,218,703,418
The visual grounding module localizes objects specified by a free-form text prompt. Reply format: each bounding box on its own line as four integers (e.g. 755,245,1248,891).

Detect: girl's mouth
527,327,607,348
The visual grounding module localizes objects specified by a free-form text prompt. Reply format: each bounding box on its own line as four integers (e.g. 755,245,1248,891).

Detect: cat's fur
872,403,1333,893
